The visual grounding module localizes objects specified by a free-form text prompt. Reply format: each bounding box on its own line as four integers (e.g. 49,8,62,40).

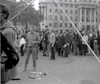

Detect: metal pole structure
10,0,36,21
54,0,100,63
52,0,65,27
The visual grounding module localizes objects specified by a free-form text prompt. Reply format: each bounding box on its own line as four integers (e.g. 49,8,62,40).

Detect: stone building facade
39,0,100,31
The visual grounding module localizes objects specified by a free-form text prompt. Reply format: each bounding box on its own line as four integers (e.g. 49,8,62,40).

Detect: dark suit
63,32,72,57
56,34,62,56
60,34,65,56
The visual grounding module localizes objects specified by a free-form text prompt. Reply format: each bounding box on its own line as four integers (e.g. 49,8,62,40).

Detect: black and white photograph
0,0,100,84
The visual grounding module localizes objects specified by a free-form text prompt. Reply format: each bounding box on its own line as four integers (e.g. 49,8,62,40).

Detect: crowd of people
0,4,100,84
18,27,100,59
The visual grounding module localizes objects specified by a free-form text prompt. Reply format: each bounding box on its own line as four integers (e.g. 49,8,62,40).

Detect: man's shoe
11,78,20,80
47,54,49,57
32,67,36,71
23,68,27,72
52,58,55,60
50,58,53,60
42,54,46,56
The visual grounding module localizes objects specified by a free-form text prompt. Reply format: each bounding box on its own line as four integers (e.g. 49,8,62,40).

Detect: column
39,6,41,14
42,6,45,25
94,9,96,22
80,8,82,22
46,5,47,20
90,8,92,22
85,8,86,22
43,6,44,15
39,6,41,21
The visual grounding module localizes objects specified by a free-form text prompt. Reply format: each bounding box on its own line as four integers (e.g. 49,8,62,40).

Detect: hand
51,44,54,47
32,41,39,44
23,46,25,51
23,45,26,51
63,44,67,48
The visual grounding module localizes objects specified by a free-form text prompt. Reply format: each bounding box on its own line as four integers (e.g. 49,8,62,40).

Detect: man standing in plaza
50,30,56,60
23,26,40,72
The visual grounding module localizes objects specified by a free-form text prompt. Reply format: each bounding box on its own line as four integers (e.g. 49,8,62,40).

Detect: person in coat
56,31,62,56
63,30,72,57
0,4,20,83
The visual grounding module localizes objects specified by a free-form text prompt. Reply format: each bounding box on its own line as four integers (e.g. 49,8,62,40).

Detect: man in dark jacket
0,4,20,83
63,30,72,57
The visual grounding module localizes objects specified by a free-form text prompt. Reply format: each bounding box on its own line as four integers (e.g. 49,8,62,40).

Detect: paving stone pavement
6,51,100,84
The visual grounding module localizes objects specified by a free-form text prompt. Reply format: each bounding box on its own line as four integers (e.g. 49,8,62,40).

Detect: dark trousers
98,47,100,55
78,43,82,55
39,41,43,50
20,44,24,56
90,41,94,51
82,44,87,55
1,64,6,84
51,44,55,59
36,46,38,59
63,46,69,57
43,42,47,55
58,48,61,56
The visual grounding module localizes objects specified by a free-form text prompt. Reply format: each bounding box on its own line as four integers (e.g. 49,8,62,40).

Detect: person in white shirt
82,32,88,56
19,37,26,56
23,26,40,71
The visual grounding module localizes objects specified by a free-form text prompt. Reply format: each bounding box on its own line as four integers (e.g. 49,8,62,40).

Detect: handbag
1,32,19,72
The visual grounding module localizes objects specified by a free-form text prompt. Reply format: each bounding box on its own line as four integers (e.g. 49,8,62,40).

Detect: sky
33,0,39,10
16,0,39,10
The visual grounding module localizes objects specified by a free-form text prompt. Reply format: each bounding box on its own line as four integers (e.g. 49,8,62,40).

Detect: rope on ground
47,58,80,73
54,0,100,63
47,73,66,84
39,56,66,84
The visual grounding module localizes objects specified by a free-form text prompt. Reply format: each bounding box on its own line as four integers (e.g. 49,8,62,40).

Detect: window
65,4,68,7
55,9,57,13
49,23,52,26
70,23,72,28
60,16,63,20
60,9,63,13
96,18,98,22
70,5,73,7
75,10,77,14
70,0,72,2
60,23,62,27
65,17,68,21
75,5,77,8
49,15,52,20
89,0,91,2
70,10,73,14
65,23,67,27
96,11,98,15
54,22,57,27
65,10,68,13
75,17,77,21
70,16,72,21
49,9,52,12
75,24,77,28
60,4,63,7
94,1,96,3
55,16,57,20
